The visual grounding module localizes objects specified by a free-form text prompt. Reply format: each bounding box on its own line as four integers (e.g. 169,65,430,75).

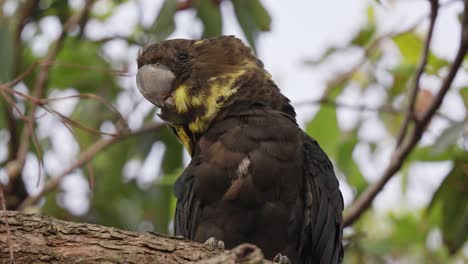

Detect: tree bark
0,211,271,264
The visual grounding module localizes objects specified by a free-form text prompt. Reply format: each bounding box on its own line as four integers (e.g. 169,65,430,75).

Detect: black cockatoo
136,36,343,264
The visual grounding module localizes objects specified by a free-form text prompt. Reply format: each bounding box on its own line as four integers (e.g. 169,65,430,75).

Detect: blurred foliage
0,0,466,263
302,2,467,262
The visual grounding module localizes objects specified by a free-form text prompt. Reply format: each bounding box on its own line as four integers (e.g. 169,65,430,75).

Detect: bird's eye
177,52,189,62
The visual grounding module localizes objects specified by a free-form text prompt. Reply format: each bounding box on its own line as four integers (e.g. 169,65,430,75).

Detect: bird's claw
204,237,225,251
273,253,291,264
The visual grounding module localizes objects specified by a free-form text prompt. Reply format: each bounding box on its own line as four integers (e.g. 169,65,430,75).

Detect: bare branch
17,123,166,210
396,0,439,146
1,93,21,161
343,0,468,227
43,60,133,77
293,97,457,124
7,0,96,185
322,0,459,98
295,98,400,115
92,35,143,46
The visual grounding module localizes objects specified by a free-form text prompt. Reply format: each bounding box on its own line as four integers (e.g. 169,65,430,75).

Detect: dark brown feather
174,102,343,263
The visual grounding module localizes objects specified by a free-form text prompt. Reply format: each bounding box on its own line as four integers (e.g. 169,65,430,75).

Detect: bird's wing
300,134,344,264
173,103,305,259
173,167,200,239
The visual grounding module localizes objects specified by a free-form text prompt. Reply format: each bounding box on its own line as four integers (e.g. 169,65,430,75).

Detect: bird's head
136,36,294,152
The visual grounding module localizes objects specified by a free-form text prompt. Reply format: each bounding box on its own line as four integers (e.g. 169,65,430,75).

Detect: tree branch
322,0,459,98
0,211,271,263
7,0,95,185
396,0,439,146
343,0,468,227
293,97,457,124
17,123,167,210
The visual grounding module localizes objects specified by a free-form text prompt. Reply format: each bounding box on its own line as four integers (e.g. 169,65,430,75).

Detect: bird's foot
273,253,291,264
204,237,225,251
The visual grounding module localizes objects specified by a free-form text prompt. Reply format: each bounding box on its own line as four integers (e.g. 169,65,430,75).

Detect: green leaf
432,121,466,155
388,212,428,249
246,0,271,31
393,33,448,74
151,0,177,41
387,63,415,99
48,38,120,97
367,5,375,24
427,54,449,75
325,82,348,101
393,33,423,65
351,6,376,48
231,0,271,52
408,146,452,162
459,87,468,109
336,133,368,195
380,112,403,137
157,128,183,173
427,156,468,254
196,0,223,38
231,0,257,52
351,25,376,47
0,21,14,83
0,21,14,130
303,46,341,66
393,33,426,66
306,106,339,157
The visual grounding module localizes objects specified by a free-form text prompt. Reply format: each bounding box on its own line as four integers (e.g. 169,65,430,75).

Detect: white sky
1,0,466,218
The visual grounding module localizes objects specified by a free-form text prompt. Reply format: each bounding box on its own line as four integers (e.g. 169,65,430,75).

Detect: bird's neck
172,70,296,156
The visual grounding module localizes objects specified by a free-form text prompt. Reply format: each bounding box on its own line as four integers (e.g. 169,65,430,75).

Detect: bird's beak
136,64,175,109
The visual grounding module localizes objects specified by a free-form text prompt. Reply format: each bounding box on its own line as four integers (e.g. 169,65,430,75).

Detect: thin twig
92,35,142,46
344,0,468,227
0,90,28,121
0,84,129,138
5,62,39,88
44,106,97,189
17,122,166,210
396,0,439,146
295,98,399,114
8,0,96,184
293,97,457,123
322,0,459,98
1,96,19,162
43,60,133,77
2,62,40,165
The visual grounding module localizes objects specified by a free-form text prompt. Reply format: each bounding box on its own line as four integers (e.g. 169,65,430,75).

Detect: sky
1,0,466,219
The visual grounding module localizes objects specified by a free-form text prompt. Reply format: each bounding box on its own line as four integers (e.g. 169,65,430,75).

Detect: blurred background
0,0,467,263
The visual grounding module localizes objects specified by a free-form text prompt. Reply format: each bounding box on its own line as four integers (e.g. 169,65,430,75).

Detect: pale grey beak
136,64,175,108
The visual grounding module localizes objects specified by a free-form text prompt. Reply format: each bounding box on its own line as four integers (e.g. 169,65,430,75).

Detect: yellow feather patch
174,126,192,155
172,59,256,134
191,92,205,107
173,84,190,113
188,68,246,133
